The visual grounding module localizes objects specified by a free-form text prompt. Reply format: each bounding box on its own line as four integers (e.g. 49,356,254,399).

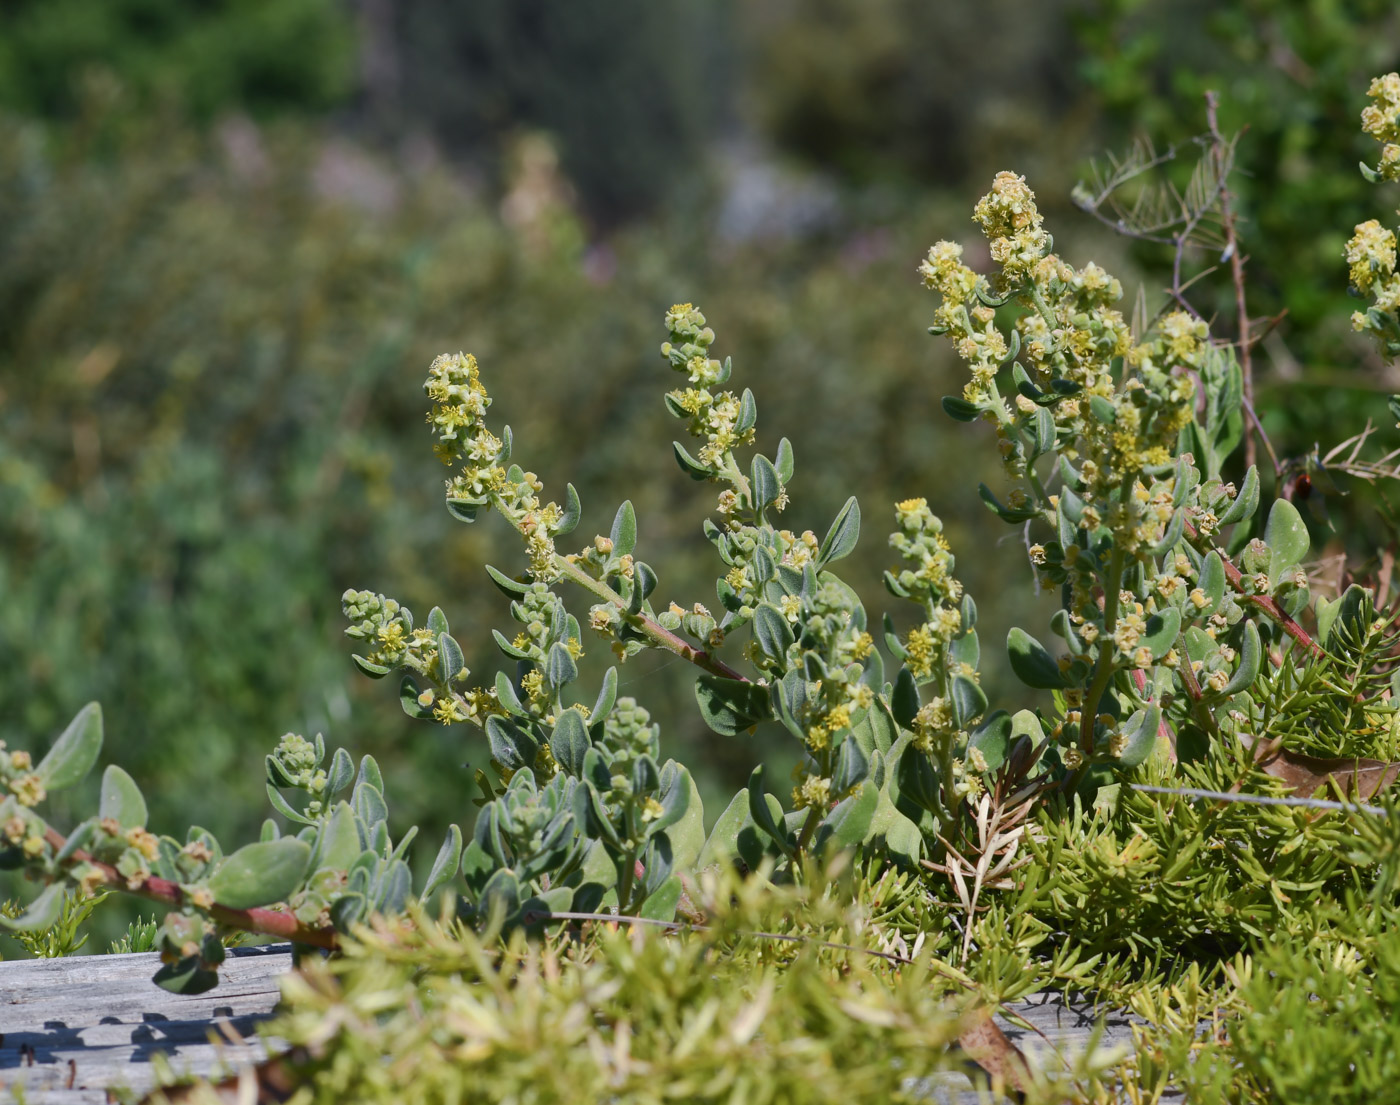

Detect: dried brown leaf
1251,742,1400,800
958,1006,1032,1095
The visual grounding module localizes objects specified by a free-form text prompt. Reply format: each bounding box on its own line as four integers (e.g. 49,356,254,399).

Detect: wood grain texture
0,945,1158,1104
0,943,291,1104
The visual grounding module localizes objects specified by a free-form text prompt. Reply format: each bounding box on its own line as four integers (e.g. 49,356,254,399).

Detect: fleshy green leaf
36,702,103,792
610,501,637,558
979,484,1039,523
698,789,751,868
1219,620,1262,697
891,667,921,728
1115,705,1162,769
1218,465,1260,527
206,839,311,910
438,633,465,683
752,602,793,661
352,654,392,678
672,441,711,481
99,765,147,829
746,766,794,856
751,453,781,513
950,675,987,729
399,676,435,720
545,641,579,689
315,802,361,872
1265,498,1310,582
941,396,981,422
549,708,590,778
1197,551,1226,616
638,875,683,921
484,564,533,598
659,772,705,872
1140,608,1181,660
968,710,1012,772
0,883,66,932
555,483,582,536
774,437,795,482
694,675,771,736
815,781,879,850
818,496,861,566
590,667,619,726
1007,628,1066,689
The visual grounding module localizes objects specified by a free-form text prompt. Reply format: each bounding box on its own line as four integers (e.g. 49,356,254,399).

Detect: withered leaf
1249,740,1400,801
958,1006,1032,1095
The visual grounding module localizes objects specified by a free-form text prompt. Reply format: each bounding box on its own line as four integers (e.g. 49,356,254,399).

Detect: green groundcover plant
8,74,1400,1102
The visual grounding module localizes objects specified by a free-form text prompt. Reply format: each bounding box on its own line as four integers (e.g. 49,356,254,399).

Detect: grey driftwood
0,943,1152,1103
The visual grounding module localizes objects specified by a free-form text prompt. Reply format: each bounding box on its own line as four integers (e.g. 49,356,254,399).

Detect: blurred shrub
0,0,354,120
736,0,1083,187
392,0,729,224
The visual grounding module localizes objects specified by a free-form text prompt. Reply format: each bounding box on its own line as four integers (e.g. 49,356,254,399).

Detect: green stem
1078,522,1131,759
553,554,747,681
494,498,748,683
1175,641,1220,740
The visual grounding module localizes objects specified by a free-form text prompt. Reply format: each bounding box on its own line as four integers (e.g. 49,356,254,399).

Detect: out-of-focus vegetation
0,0,354,120
1,0,1397,942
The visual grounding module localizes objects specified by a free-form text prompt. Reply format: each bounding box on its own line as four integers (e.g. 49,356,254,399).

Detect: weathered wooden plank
1,946,1156,1104
1,944,292,1104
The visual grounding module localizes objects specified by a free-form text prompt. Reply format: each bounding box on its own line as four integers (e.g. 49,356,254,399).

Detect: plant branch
1174,639,1221,740
1204,91,1281,480
1183,518,1325,659
42,827,340,949
552,552,748,681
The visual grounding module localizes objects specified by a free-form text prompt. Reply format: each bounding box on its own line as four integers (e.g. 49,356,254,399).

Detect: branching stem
1182,518,1324,659
551,552,748,681
42,827,340,949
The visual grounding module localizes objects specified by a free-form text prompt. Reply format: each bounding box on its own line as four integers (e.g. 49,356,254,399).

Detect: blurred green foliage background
2,0,1398,943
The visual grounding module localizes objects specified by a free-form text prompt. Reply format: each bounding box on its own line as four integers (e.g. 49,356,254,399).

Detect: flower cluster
426,353,501,490
343,590,435,672
1351,73,1400,356
1,744,45,810
268,733,331,817
886,499,964,681
426,351,567,580
973,171,1052,287
919,242,1005,404
660,305,758,491
342,590,498,727
1361,72,1400,183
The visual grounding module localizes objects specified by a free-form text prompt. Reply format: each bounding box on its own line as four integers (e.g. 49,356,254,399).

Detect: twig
1182,518,1325,659
1131,783,1384,817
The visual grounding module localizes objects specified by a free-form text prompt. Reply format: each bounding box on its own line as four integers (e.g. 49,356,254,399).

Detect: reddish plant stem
1174,644,1221,740
42,827,340,949
1182,519,1324,659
